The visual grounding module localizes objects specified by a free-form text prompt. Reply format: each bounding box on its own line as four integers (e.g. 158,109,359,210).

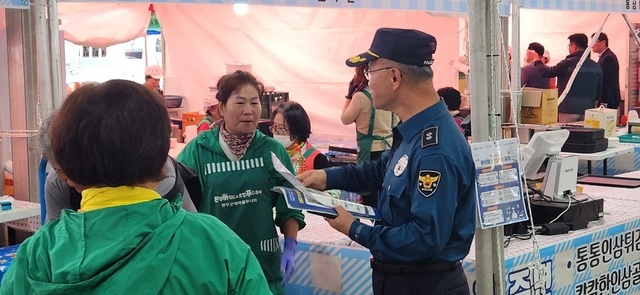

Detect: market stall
290,180,640,294
6,0,640,294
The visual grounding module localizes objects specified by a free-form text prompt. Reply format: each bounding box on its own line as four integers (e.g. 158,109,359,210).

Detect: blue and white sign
470,138,529,229
0,0,28,9
521,0,637,13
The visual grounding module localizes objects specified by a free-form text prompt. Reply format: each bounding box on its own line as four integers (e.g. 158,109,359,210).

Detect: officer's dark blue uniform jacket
325,100,476,264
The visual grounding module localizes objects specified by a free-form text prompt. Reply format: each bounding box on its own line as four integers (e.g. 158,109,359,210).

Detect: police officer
299,28,476,295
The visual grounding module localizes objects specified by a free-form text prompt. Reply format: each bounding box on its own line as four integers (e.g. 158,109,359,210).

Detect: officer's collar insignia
394,154,409,176
418,170,441,198
421,126,438,148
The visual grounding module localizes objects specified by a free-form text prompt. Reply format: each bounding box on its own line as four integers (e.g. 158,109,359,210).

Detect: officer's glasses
364,67,394,80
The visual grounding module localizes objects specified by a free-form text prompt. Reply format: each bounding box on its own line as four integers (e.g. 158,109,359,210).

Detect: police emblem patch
417,170,441,198
394,155,409,176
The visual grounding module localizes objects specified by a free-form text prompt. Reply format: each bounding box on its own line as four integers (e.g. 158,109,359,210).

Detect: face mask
274,135,293,148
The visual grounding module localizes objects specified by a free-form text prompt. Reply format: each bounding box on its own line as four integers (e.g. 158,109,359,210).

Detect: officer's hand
325,204,355,235
297,170,327,190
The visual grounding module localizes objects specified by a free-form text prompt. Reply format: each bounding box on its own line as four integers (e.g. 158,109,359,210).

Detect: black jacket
539,50,602,114
597,48,621,109
68,157,202,211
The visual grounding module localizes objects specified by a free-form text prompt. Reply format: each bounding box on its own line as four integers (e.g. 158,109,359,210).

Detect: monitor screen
521,129,570,180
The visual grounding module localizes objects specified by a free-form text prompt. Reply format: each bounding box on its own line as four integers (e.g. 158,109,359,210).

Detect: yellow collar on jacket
79,186,161,212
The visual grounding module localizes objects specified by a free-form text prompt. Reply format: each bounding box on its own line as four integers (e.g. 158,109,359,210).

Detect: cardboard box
182,112,205,128
584,107,617,137
520,88,558,125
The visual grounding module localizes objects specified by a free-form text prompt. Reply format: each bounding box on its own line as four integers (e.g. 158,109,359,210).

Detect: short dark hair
568,33,588,50
215,70,265,105
527,42,545,57
50,79,170,187
271,101,312,143
354,64,369,87
437,87,462,111
591,32,609,47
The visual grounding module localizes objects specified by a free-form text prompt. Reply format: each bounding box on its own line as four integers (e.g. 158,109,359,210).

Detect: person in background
542,50,551,64
65,82,82,95
271,101,330,174
591,32,621,110
178,70,305,295
521,42,550,89
437,87,465,133
144,65,163,94
300,27,476,295
539,33,602,123
541,50,557,89
1,80,270,294
37,111,198,223
341,64,398,208
197,93,223,133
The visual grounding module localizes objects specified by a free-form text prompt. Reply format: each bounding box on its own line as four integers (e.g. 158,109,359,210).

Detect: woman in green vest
271,101,330,174
178,71,305,295
1,80,270,294
341,65,398,207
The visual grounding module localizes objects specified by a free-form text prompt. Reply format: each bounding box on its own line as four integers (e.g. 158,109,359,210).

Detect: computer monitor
521,129,570,180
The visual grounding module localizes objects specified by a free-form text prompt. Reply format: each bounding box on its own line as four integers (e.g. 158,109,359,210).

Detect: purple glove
280,236,297,283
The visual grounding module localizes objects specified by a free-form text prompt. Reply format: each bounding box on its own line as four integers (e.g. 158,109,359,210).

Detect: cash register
521,130,604,226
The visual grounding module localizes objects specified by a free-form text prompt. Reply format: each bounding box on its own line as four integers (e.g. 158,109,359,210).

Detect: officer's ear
391,68,403,86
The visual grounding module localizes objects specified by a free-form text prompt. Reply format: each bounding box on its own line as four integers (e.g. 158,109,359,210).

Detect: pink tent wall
55,4,460,139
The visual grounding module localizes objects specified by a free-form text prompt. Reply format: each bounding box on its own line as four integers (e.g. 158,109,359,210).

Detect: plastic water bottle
629,108,640,122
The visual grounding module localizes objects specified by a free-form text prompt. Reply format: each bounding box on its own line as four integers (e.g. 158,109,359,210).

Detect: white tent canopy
55,3,462,138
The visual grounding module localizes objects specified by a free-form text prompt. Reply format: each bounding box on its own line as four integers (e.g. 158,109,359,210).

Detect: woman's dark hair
215,70,265,105
271,101,311,143
353,64,369,93
354,65,368,86
437,87,462,111
50,79,170,187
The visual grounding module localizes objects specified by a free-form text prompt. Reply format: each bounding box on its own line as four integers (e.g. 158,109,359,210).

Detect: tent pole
144,34,148,68
622,14,640,48
6,7,41,203
468,0,494,293
36,0,53,118
48,0,63,108
622,14,640,114
161,31,166,91
489,5,505,295
510,0,521,124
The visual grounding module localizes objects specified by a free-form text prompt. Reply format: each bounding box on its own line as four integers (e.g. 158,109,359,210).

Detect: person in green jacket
0,80,271,295
178,70,305,295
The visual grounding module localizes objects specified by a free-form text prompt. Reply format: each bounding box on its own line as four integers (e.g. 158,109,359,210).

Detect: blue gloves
280,236,297,283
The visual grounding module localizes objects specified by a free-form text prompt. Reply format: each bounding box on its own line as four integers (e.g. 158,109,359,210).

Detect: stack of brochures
270,152,381,220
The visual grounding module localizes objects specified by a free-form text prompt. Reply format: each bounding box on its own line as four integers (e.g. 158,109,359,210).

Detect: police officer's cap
345,28,437,67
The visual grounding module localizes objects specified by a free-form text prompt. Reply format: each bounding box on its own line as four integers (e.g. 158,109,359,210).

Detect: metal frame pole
468,0,494,293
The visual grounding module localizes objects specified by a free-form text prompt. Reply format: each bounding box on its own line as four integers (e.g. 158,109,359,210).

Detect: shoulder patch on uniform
421,126,439,148
418,170,441,198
